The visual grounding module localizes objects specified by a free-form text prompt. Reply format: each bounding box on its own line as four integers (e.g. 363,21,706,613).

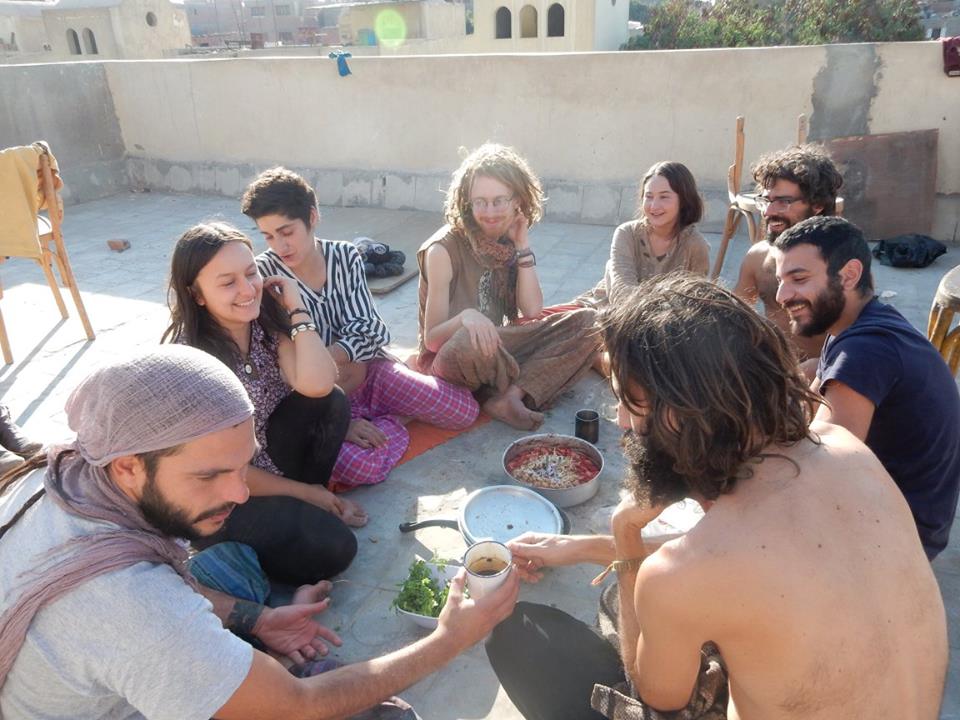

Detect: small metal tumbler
575,409,600,444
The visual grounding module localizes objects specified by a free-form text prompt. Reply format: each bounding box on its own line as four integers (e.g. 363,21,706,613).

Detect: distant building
332,0,627,53
920,0,960,38
178,0,626,52
0,0,191,62
182,0,338,46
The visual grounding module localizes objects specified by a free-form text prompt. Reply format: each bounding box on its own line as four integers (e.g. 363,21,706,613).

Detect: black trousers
195,389,356,585
486,601,625,720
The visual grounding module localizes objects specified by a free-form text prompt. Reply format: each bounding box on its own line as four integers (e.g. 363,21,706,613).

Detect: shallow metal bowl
502,433,603,508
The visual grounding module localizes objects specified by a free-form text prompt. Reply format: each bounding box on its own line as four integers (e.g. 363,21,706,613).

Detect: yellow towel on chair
0,142,62,260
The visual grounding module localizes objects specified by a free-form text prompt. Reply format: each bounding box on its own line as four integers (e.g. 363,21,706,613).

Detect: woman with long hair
163,222,364,587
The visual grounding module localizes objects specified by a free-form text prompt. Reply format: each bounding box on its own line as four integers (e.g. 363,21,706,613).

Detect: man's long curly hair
600,274,821,500
752,144,843,215
443,143,544,238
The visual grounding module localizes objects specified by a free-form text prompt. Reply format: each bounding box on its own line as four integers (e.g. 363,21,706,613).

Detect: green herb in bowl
392,559,455,623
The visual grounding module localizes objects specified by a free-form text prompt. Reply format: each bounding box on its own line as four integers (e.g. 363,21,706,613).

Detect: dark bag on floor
872,235,947,269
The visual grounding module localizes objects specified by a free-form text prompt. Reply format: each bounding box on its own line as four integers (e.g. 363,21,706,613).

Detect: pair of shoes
363,262,405,278
0,405,43,458
0,448,24,476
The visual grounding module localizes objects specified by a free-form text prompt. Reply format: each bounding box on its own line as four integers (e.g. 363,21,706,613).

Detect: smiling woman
573,161,709,310
162,222,363,592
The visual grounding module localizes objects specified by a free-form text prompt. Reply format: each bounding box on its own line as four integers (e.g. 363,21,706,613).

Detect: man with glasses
734,145,844,367
415,143,601,430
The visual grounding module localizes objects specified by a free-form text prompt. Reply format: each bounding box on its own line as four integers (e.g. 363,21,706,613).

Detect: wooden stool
927,264,960,376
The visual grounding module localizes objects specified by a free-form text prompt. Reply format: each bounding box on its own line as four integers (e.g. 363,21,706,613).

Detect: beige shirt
588,219,710,306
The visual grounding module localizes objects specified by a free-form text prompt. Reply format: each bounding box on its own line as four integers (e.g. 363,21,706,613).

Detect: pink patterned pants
330,359,479,489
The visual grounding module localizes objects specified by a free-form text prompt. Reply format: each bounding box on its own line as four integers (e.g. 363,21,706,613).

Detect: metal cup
463,541,512,599
575,409,600,444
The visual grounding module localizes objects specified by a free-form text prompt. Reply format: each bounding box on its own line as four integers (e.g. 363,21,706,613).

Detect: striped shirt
256,239,390,363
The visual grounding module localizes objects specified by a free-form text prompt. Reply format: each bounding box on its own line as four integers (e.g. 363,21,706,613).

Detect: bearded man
0,345,517,719
733,145,843,365
486,274,947,720
416,143,601,430
773,215,960,559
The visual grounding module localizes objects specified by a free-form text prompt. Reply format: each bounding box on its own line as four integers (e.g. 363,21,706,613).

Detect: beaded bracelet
290,322,318,340
287,307,310,318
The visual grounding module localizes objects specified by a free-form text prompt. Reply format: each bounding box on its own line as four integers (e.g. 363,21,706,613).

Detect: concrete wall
3,41,959,238
0,62,128,202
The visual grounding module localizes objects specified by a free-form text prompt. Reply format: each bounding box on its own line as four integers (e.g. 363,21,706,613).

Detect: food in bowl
506,445,600,490
392,559,454,625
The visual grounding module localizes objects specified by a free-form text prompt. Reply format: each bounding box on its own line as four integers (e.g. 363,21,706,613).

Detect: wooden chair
928,264,960,377
0,142,95,364
711,116,760,278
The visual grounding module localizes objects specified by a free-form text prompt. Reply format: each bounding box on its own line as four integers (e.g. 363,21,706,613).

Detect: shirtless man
734,145,843,364
487,275,947,720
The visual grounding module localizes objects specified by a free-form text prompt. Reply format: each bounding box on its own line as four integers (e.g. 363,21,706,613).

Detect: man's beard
788,275,845,338
621,429,690,508
139,472,235,540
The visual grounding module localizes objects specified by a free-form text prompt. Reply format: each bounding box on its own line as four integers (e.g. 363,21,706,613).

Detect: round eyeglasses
468,195,515,212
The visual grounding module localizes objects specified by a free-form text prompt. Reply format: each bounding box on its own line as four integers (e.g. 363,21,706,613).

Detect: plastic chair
928,264,960,377
0,142,95,364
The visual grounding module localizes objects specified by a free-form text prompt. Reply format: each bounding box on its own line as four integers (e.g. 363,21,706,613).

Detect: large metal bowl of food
502,433,603,508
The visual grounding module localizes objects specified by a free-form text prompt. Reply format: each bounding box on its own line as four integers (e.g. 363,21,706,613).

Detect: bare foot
340,497,369,528
291,580,333,605
483,385,544,431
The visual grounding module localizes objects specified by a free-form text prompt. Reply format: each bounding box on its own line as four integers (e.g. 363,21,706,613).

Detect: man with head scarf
0,346,518,720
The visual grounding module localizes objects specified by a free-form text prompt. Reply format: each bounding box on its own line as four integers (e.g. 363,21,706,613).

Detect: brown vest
416,225,510,369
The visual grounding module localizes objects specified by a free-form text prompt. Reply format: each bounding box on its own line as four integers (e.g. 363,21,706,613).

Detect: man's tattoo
227,600,264,636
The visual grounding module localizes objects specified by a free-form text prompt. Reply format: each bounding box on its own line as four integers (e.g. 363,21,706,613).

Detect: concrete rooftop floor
1,192,958,719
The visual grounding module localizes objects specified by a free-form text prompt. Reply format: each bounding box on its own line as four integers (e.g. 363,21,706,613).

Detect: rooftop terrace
0,192,957,718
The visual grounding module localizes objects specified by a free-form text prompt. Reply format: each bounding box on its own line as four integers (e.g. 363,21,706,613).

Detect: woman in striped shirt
244,168,479,491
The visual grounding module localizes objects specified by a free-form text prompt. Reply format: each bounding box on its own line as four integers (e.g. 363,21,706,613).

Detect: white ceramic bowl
395,561,459,630
502,433,603,508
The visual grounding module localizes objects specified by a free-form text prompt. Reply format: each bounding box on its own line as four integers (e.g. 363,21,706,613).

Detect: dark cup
575,409,600,444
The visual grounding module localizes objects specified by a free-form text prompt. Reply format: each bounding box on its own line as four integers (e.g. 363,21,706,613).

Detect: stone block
315,170,344,207
618,185,639,224
343,174,373,207
215,165,242,198
543,183,582,223
166,164,193,193
581,184,621,226
413,175,447,212
383,174,416,210
192,163,218,194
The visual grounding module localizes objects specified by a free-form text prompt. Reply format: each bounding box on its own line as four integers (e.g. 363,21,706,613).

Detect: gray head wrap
67,343,253,465
0,344,254,699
